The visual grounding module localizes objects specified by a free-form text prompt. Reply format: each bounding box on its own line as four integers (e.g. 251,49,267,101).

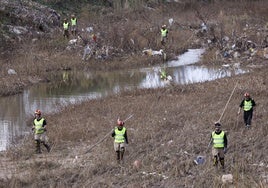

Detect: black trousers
244,110,253,126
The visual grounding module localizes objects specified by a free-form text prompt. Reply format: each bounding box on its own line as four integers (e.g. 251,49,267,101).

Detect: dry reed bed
1,1,268,187
1,0,268,96
1,65,267,187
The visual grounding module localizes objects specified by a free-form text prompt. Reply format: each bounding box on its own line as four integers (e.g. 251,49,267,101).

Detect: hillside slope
1,69,268,187
0,0,268,187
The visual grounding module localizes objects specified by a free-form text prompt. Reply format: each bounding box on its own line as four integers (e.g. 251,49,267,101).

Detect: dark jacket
239,98,256,111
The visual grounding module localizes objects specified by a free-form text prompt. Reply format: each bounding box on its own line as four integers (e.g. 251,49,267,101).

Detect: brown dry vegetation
0,0,268,187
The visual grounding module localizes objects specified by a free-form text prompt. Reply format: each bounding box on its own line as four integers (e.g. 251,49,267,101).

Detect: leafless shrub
1,0,268,187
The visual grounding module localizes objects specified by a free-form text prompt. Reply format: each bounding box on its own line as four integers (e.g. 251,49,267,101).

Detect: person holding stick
160,25,168,46
70,14,77,36
32,109,51,154
111,118,129,163
210,122,228,170
63,18,70,39
83,114,133,156
238,92,256,129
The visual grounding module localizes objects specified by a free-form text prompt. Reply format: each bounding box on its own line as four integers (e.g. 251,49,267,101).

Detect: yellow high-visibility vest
71,18,77,26
212,131,225,148
243,100,253,111
34,118,45,134
114,127,126,143
161,29,168,37
63,22,69,30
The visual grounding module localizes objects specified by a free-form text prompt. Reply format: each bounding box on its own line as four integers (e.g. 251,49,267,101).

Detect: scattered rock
222,174,233,184
7,69,17,75
194,155,205,165
133,160,141,169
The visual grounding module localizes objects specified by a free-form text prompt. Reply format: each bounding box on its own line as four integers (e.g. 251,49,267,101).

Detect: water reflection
0,49,249,151
170,65,246,84
0,94,27,151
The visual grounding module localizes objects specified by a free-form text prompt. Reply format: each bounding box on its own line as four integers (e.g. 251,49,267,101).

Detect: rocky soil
0,0,268,187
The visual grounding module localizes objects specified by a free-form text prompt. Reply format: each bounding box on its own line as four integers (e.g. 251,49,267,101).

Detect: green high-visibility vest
34,118,45,134
71,18,77,26
212,131,225,148
160,70,167,79
114,127,126,143
243,100,253,111
161,29,168,37
63,22,69,30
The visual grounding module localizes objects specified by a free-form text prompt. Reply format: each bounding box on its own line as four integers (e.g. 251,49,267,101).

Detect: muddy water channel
0,49,249,151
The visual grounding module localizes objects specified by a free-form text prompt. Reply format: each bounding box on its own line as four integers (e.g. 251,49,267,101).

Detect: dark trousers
244,110,253,126
63,30,69,38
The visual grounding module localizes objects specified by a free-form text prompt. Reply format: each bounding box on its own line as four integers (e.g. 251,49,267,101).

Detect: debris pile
196,22,268,62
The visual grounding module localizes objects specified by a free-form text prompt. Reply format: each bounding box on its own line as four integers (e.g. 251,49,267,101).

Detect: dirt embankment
0,1,268,187
1,70,268,187
1,0,266,96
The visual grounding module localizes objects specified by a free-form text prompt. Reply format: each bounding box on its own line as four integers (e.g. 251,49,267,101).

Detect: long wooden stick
84,130,113,154
217,82,238,123
196,84,238,164
84,114,134,154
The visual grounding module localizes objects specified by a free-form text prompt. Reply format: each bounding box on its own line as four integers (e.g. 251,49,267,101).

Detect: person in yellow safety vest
70,14,77,36
111,119,129,163
238,92,256,129
160,69,167,80
32,110,51,154
210,122,227,170
160,25,168,45
63,18,69,39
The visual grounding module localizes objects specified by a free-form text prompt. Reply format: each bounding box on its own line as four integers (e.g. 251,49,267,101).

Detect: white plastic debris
142,49,164,56
167,75,172,81
233,51,241,58
222,64,230,68
85,27,94,33
82,45,91,61
222,174,233,183
152,49,164,55
201,22,207,32
8,69,17,75
169,18,174,26
68,39,77,45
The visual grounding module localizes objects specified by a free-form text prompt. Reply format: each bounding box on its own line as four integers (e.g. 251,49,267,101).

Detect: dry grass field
0,0,268,187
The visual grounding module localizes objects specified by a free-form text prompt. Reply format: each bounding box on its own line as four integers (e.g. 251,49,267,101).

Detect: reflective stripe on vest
71,18,77,26
212,131,225,148
63,22,69,30
34,118,45,134
114,127,126,143
243,100,253,111
161,29,167,37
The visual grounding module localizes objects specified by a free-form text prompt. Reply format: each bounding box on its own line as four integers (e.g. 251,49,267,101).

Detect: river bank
1,1,267,97
1,1,268,187
1,65,268,186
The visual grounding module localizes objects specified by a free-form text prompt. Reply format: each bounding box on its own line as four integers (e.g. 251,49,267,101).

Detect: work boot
116,151,120,163
213,156,218,167
120,150,124,161
220,158,225,171
35,140,41,154
44,143,51,152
